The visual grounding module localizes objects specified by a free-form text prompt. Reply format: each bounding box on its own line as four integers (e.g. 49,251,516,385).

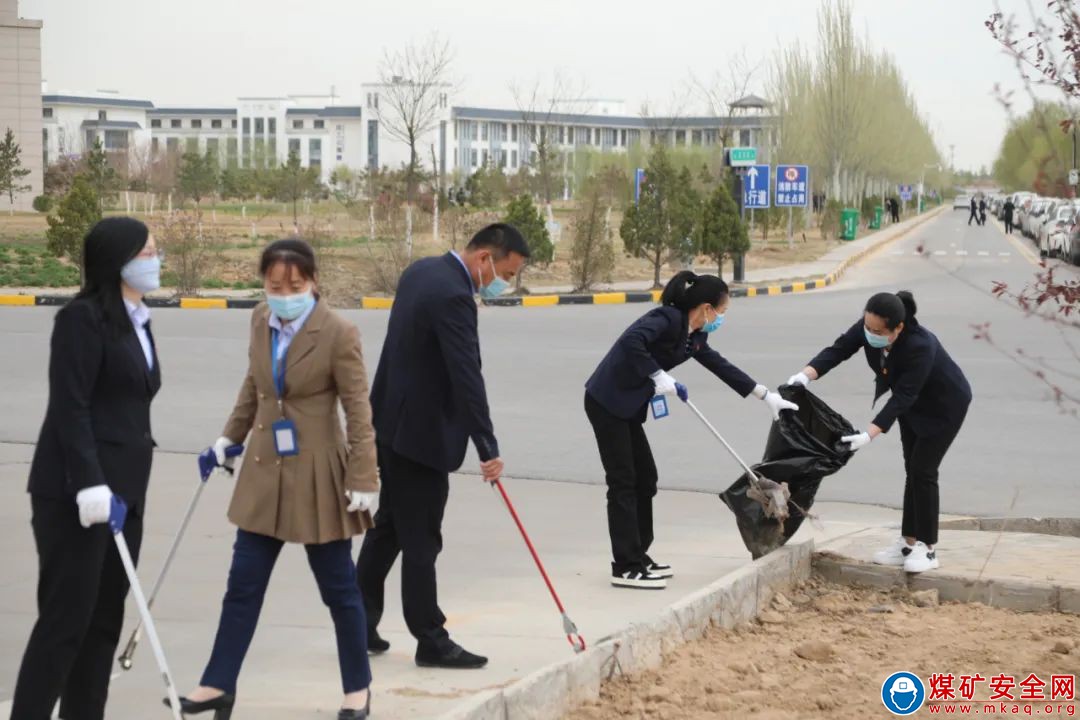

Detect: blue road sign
634,168,646,205
743,164,771,208
775,165,809,207
898,184,913,201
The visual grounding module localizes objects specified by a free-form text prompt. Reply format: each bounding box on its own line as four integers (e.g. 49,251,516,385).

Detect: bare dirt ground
566,578,1080,720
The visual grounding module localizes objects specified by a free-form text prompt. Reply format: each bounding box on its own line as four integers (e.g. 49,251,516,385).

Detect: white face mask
121,256,161,293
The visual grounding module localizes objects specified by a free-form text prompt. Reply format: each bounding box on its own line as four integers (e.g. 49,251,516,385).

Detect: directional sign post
898,184,913,213
728,147,757,167
633,168,646,205
743,164,771,209
775,165,809,249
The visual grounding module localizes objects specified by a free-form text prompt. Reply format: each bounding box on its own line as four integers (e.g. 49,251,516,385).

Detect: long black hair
77,217,149,336
865,290,919,330
660,271,729,312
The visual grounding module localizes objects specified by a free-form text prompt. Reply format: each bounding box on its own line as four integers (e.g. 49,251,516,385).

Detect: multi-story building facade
0,0,42,211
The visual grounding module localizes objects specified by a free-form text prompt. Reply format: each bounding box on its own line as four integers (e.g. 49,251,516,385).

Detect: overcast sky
23,0,1053,172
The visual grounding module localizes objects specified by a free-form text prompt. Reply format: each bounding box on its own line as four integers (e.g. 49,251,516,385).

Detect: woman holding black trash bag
584,271,799,590
11,217,163,720
174,239,378,720
787,291,971,574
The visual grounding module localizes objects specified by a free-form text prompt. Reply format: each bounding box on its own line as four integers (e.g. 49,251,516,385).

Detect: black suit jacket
370,253,498,472
28,298,161,509
808,320,971,436
585,305,758,421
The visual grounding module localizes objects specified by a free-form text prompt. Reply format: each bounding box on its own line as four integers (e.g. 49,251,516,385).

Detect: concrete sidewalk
0,443,910,720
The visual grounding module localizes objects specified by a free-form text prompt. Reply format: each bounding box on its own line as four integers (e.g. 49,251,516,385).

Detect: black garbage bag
719,384,857,559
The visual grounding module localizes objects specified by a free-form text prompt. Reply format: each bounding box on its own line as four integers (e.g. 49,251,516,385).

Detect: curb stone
0,208,945,311
434,541,814,720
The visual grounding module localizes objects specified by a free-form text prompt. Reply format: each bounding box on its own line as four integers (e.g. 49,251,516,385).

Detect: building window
254,118,264,135
309,138,322,168
151,118,161,128
675,130,686,145
42,128,48,167
43,107,53,119
439,92,447,109
171,119,181,129
104,130,128,152
565,126,572,145
269,118,276,134
499,149,507,169
268,137,276,162
691,130,702,146
530,150,537,166
98,110,107,122
739,129,751,146
288,138,300,157
211,119,222,129
186,137,198,153
470,148,478,168
242,118,250,134
704,129,718,145
254,138,266,168
241,137,251,166
511,124,518,142
471,123,479,141
206,137,219,157
481,123,488,141
367,119,378,170
482,149,488,166
166,137,179,155
511,150,518,168
620,129,627,146
314,120,325,129
150,137,159,156
226,137,238,167
191,119,202,129
293,119,304,130
231,119,238,129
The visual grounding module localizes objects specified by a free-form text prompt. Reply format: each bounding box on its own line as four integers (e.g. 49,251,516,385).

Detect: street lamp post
917,163,940,214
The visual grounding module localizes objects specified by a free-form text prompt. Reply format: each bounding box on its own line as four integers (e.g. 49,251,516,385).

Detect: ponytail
660,271,730,312
864,290,918,330
896,290,919,327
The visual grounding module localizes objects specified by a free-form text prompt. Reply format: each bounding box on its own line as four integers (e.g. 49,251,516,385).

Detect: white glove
787,372,811,387
841,431,873,451
345,491,377,513
754,385,799,421
75,485,113,528
650,369,678,396
212,436,236,470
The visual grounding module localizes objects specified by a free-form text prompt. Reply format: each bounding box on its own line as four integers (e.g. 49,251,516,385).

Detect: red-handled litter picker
109,496,183,720
491,479,586,653
118,444,244,671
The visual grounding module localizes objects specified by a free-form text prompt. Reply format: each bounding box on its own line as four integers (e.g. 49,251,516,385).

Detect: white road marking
978,251,990,256
934,250,947,256
890,250,905,256
999,252,1011,257
956,250,969,256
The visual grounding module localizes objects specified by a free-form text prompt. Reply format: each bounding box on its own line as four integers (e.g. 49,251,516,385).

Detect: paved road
1,209,1077,718
0,209,1075,517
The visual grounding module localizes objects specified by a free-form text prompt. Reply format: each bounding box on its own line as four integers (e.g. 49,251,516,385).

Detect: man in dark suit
357,224,529,669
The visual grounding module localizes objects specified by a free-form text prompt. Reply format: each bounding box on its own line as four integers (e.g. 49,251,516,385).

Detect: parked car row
994,191,1080,264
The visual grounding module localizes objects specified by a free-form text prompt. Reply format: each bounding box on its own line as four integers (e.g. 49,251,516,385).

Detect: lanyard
270,328,287,400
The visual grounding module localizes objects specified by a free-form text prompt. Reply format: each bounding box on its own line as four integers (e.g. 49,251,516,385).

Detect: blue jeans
201,530,371,694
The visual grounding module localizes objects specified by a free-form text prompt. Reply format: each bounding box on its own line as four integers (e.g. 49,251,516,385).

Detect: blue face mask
121,255,161,294
479,256,509,299
864,327,892,349
702,308,725,333
267,290,315,321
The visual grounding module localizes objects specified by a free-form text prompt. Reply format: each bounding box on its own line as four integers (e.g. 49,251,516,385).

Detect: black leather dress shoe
415,642,488,669
164,693,235,720
338,690,371,720
367,628,390,655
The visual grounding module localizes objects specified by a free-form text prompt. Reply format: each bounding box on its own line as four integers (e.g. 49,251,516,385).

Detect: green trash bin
841,208,859,241
869,206,883,230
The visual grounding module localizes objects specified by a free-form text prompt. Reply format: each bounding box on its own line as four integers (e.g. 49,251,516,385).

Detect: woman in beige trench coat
173,239,378,720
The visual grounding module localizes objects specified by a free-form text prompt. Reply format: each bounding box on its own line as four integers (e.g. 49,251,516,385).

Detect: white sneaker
611,568,667,589
872,537,914,566
903,542,940,573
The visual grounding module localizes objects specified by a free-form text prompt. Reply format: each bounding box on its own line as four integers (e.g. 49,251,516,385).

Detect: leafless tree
693,49,765,146
377,34,454,259
510,71,591,207
638,86,693,147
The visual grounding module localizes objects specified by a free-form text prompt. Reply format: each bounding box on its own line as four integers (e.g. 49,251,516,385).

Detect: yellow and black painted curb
0,208,941,311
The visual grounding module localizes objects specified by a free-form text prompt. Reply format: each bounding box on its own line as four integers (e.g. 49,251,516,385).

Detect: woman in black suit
584,271,799,590
11,217,163,720
788,291,972,574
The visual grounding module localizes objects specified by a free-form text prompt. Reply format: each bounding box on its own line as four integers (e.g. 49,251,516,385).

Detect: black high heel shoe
164,692,236,720
338,689,372,720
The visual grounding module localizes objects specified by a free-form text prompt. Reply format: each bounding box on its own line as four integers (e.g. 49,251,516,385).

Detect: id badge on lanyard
650,395,670,420
271,329,299,457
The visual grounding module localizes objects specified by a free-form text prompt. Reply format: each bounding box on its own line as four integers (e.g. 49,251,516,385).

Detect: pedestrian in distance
890,197,900,224
584,272,799,590
1003,197,1016,234
787,292,971,574
968,196,979,226
176,239,378,720
355,224,529,670
11,217,163,720
979,197,988,226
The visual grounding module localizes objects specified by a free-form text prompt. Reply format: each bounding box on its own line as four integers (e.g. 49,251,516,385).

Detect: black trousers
355,443,451,653
899,418,964,547
1005,217,1014,233
584,393,659,574
968,208,978,225
11,496,143,720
